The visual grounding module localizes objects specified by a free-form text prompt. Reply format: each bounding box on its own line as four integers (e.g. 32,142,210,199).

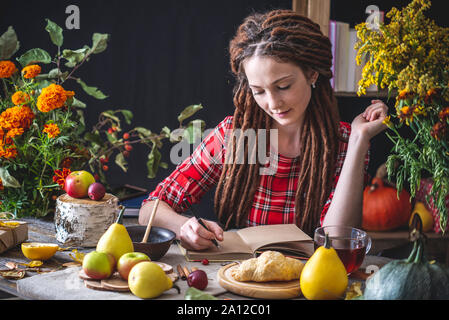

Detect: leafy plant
355,0,449,231
0,19,204,218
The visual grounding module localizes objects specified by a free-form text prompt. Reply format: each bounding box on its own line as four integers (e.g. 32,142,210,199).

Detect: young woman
138,9,387,250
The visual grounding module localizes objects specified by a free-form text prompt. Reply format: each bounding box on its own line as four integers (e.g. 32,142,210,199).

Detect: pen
195,216,220,248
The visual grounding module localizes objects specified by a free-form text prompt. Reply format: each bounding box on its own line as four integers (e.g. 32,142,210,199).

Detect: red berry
100,156,108,164
107,128,114,134
123,151,130,158
123,133,130,140
125,144,133,152
94,174,100,181
201,259,209,265
102,165,109,171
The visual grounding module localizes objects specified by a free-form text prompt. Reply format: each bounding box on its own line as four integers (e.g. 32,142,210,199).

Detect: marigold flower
0,106,35,132
42,123,60,139
52,168,71,189
439,107,449,121
60,157,73,168
0,61,17,78
21,65,41,79
0,144,18,159
398,89,413,100
0,177,3,190
431,121,448,141
382,115,394,128
37,84,68,113
11,91,31,106
424,88,440,104
6,128,25,139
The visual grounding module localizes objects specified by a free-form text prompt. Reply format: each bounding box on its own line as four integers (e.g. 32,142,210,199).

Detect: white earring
312,82,316,89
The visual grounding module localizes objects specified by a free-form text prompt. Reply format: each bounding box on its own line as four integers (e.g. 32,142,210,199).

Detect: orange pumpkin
362,177,412,231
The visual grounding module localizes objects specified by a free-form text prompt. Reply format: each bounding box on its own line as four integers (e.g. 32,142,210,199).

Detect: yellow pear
128,261,179,299
300,233,348,300
96,207,134,262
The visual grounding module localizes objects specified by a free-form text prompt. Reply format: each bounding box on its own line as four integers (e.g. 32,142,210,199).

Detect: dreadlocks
214,9,345,236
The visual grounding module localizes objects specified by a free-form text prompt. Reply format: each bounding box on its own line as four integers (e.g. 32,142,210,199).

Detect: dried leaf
69,249,85,264
345,282,364,300
0,269,25,280
62,262,81,268
18,260,43,268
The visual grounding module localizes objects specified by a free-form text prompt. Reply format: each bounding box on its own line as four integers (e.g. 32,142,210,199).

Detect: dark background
1,0,446,220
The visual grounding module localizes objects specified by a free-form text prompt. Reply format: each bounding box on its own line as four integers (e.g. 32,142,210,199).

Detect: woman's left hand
351,99,389,141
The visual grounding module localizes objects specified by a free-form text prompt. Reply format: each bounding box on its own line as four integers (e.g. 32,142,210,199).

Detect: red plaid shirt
144,116,370,227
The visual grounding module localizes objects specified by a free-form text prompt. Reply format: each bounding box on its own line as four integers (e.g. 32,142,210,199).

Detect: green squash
363,216,449,300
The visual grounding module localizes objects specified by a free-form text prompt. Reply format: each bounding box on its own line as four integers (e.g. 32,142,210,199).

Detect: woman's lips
273,109,291,118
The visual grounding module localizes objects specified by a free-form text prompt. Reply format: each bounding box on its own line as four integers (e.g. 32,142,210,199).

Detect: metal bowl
126,225,176,261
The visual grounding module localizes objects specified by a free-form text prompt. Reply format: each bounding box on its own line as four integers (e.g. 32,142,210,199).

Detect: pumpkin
362,176,412,231
409,202,434,232
362,215,449,300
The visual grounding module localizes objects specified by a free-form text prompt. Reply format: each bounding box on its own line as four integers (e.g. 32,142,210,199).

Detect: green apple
82,251,114,280
64,170,96,198
117,252,151,280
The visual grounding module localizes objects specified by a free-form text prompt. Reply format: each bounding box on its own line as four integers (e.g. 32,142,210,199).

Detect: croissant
231,251,304,282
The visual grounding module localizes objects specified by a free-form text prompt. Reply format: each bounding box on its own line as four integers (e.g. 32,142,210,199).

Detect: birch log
54,193,119,247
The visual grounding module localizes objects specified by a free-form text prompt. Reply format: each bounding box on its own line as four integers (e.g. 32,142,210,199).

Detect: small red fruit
123,133,130,140
102,165,109,171
125,144,133,151
123,151,130,158
187,270,208,290
88,182,106,201
201,259,209,265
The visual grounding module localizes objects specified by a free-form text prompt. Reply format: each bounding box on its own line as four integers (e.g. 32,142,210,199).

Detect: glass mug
314,225,372,274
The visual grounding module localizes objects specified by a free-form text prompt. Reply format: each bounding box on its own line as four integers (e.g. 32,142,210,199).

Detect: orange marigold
37,84,69,112
11,91,31,105
21,64,41,79
0,61,17,78
0,177,3,190
6,128,25,139
42,123,60,138
52,168,71,189
0,106,35,131
0,144,18,159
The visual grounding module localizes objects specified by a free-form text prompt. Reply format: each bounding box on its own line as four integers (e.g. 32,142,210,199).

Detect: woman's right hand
179,217,224,251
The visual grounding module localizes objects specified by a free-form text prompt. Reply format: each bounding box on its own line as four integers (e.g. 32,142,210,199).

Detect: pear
300,233,348,300
96,206,134,262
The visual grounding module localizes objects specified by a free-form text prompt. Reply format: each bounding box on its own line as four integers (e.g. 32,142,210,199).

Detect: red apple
64,170,96,198
88,182,106,201
117,252,150,280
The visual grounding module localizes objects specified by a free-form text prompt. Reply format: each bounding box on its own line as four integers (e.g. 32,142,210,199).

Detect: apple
82,251,115,280
64,170,96,198
117,252,151,280
88,182,106,201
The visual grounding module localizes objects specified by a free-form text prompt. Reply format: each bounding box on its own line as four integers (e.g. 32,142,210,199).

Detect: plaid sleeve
142,116,233,213
319,122,370,226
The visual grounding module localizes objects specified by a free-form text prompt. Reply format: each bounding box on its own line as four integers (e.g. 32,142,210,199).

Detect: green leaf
119,109,133,125
71,97,87,109
45,19,63,47
77,78,108,99
17,48,51,67
0,168,21,188
183,119,205,144
184,287,218,300
134,127,152,138
84,132,104,147
147,144,161,179
0,26,20,60
115,152,128,172
177,104,203,125
102,110,120,123
90,33,109,54
62,46,89,68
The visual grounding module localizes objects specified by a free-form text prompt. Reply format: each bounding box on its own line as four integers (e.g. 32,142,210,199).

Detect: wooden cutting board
79,262,177,293
217,262,301,299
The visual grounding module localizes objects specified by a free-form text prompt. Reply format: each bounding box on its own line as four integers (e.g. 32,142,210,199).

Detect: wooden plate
217,262,301,299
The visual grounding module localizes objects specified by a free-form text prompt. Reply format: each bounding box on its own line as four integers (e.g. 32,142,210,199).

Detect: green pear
96,207,134,262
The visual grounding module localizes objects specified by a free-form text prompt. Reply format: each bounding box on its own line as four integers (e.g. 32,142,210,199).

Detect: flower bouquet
0,19,203,218
355,0,449,232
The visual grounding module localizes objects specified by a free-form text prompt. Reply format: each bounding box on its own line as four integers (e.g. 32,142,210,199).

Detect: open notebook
178,224,314,261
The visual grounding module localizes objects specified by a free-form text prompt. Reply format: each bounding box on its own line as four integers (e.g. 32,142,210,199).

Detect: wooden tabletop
0,216,393,300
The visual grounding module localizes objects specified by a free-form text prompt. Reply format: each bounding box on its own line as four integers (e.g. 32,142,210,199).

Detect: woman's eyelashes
252,84,291,96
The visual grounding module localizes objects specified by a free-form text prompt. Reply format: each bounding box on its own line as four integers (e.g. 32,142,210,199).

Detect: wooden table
0,216,392,300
